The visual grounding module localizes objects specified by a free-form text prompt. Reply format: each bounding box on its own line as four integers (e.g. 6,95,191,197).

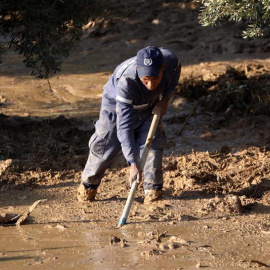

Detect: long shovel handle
117,111,161,227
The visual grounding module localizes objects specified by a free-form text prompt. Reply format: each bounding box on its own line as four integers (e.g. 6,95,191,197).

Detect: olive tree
198,0,270,38
0,0,101,78
2,0,270,79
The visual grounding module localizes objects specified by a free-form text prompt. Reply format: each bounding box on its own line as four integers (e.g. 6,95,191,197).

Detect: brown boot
144,190,163,203
77,183,97,202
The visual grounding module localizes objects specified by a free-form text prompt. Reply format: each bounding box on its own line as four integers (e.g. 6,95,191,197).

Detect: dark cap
136,46,163,78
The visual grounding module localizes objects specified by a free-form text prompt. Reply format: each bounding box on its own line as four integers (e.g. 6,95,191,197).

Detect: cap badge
144,58,152,66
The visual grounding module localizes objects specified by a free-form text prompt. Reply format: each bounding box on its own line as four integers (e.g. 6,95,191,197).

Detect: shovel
117,111,161,227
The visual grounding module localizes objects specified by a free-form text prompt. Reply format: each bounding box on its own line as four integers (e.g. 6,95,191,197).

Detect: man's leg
143,148,164,203
135,116,167,201
143,149,164,191
78,110,121,202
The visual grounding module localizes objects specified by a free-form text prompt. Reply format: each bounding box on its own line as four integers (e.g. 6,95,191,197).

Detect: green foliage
0,0,101,78
198,0,270,38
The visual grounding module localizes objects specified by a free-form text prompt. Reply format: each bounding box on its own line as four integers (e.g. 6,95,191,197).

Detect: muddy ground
1,1,270,269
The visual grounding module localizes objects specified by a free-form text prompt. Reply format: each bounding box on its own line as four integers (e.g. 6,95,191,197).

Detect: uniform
81,47,181,193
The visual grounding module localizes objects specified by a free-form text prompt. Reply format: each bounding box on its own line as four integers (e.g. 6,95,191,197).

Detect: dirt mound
178,63,270,115
0,114,94,188
162,145,270,199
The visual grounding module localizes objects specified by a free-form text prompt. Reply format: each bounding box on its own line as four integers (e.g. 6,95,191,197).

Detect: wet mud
1,0,270,269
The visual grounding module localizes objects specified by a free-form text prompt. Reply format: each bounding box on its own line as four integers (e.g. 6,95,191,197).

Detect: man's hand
153,95,170,117
129,163,141,187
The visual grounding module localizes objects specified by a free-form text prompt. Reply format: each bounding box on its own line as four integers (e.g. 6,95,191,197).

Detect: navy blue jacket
101,47,181,164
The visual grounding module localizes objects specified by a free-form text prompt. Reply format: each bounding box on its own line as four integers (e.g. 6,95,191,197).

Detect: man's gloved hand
129,163,141,187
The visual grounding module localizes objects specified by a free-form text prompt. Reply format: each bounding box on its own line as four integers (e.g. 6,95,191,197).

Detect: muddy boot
144,190,163,203
77,183,97,202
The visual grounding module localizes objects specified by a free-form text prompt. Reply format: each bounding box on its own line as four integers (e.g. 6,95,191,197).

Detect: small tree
198,0,270,38
0,0,101,78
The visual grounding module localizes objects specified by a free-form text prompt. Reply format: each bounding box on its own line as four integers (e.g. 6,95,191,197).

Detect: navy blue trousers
81,108,166,191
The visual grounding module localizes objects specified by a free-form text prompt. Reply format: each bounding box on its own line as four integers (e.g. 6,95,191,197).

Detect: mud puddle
1,100,101,120
0,71,105,119
1,218,270,270
0,223,194,270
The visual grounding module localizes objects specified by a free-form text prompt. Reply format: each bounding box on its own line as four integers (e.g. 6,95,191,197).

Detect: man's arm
116,98,142,185
115,75,145,185
153,94,171,117
116,99,138,165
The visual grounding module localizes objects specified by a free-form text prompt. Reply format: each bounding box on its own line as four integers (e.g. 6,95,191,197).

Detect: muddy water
1,218,269,270
0,223,193,270
0,72,106,119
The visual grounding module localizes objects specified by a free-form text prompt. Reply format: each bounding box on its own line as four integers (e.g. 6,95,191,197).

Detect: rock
227,195,243,214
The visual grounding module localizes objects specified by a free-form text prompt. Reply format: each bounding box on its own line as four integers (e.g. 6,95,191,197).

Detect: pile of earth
1,62,270,209
0,114,92,188
178,63,270,116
